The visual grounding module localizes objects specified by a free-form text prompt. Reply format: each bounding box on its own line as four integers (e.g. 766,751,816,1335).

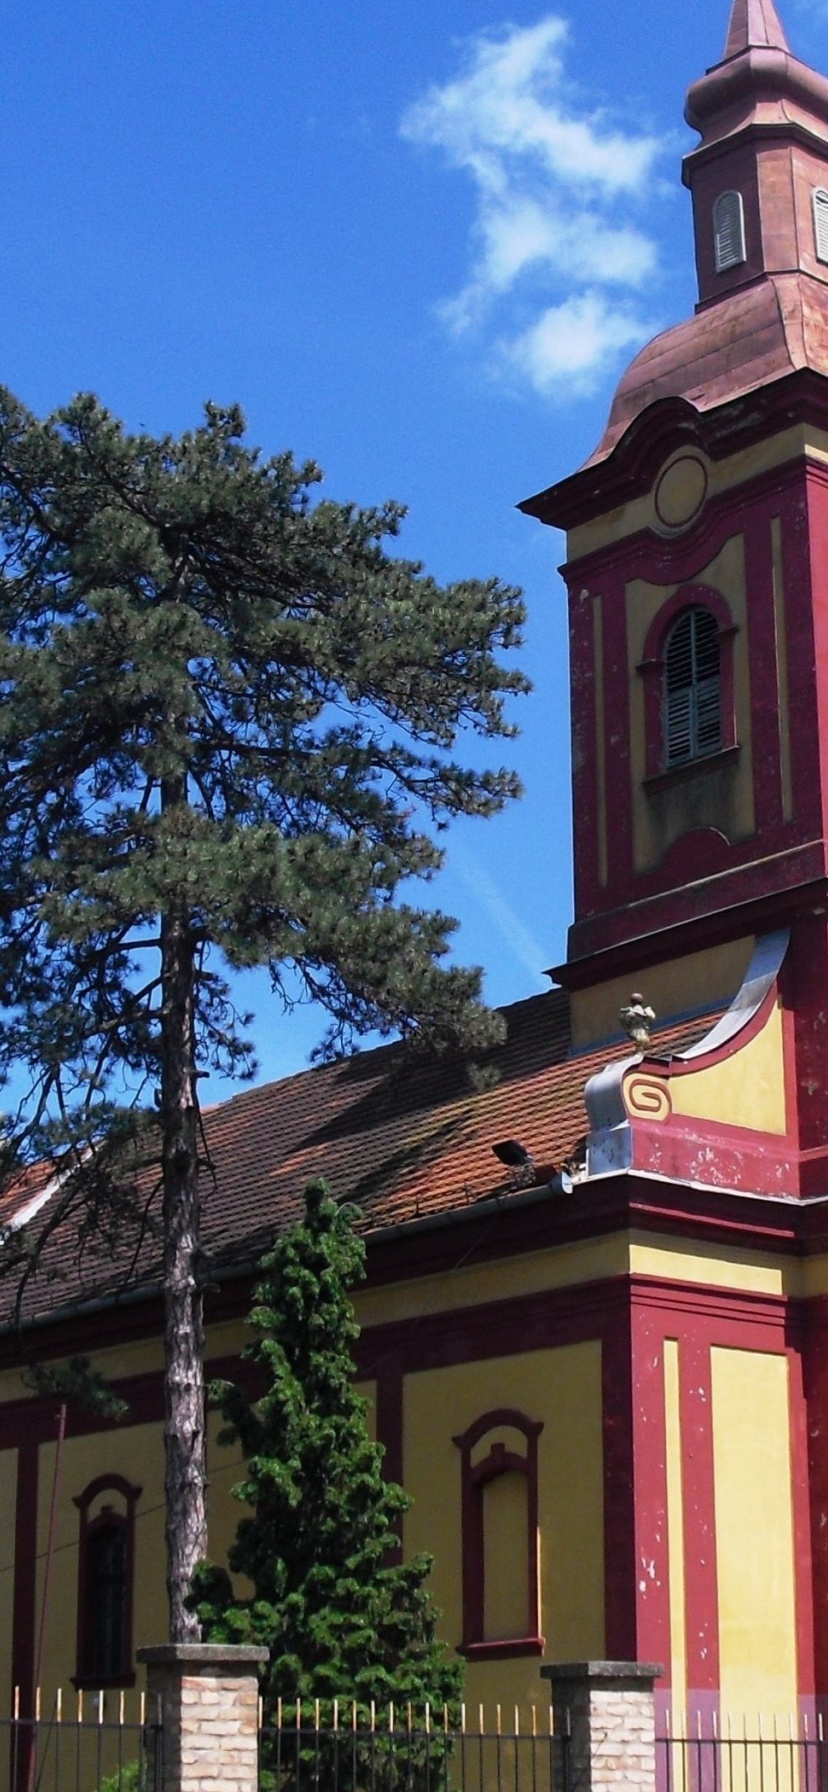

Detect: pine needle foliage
192,1181,462,1720
0,389,527,1637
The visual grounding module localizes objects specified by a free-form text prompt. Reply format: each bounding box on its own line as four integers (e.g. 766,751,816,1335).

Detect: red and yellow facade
5,0,828,1750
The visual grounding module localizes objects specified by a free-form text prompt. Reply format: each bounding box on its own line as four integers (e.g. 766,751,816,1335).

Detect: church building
1,0,827,1742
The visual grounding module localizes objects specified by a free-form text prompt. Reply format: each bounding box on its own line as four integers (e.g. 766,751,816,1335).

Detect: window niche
638,586,737,783
452,1409,543,1659
713,190,746,272
74,1474,141,1689
814,188,828,264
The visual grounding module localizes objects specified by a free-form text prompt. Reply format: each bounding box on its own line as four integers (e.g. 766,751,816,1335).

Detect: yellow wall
625,1000,788,1137
567,423,828,563
663,1339,687,1712
0,1453,16,1707
483,1471,530,1641
711,1349,798,1719
569,936,754,1050
35,1420,167,1706
403,1343,604,1711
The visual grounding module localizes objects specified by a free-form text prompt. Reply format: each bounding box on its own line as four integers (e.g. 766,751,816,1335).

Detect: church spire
722,0,790,60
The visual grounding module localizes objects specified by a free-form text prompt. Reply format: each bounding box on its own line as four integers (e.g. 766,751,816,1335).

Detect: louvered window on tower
713,190,746,272
814,189,828,263
664,608,722,767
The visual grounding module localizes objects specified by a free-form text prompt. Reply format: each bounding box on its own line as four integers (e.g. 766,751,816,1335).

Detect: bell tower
522,0,828,1143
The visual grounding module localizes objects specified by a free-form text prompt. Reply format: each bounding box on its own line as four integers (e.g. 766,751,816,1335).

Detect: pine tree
192,1181,461,1724
0,390,527,1640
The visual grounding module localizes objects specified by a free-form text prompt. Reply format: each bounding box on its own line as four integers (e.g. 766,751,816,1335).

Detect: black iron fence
258,1703,563,1792
0,1689,162,1792
658,1714,828,1792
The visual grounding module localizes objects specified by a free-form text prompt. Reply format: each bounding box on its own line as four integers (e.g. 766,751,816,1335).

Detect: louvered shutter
665,612,694,765
693,609,721,755
713,191,746,272
664,607,722,766
814,189,828,264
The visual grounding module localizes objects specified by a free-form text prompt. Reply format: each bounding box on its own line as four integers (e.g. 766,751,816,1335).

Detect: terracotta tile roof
0,991,719,1331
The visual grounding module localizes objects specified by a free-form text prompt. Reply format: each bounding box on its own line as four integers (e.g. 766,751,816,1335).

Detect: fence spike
277,1697,282,1730
333,1698,339,1733
315,1698,320,1734
515,1706,519,1738
497,1705,502,1738
140,1691,145,1727
532,1705,537,1739
56,1687,62,1725
479,1704,485,1739
820,1711,825,1744
426,1702,431,1735
296,1696,301,1732
35,1686,40,1724
258,1695,263,1733
98,1688,104,1726
119,1689,124,1726
389,1702,395,1733
352,1701,358,1734
461,1703,466,1736
407,1703,412,1735
370,1700,376,1733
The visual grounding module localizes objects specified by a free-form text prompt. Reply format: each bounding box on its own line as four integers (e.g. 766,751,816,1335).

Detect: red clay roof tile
0,991,719,1330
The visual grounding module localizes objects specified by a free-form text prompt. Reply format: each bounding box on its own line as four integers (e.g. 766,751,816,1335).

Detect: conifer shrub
191,1180,461,1787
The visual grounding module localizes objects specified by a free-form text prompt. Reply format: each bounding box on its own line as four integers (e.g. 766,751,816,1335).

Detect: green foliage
0,389,527,1154
22,1353,129,1420
96,1764,142,1792
0,388,526,1633
192,1180,462,1721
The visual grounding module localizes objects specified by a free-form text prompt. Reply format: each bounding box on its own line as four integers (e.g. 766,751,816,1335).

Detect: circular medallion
654,455,708,530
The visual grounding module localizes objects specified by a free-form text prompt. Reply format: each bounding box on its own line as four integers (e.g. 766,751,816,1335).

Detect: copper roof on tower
723,0,790,58
553,0,828,480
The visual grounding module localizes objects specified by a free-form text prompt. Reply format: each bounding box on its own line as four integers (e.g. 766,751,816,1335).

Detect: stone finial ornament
619,994,656,1052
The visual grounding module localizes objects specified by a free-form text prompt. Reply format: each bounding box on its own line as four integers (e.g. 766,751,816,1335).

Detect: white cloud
504,292,650,396
401,16,664,398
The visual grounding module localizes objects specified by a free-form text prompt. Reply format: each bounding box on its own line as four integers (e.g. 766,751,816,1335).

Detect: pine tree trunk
160,869,206,1643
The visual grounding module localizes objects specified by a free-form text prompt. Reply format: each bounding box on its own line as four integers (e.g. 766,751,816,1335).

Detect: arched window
813,188,828,263
453,1409,543,1659
664,607,722,766
713,190,746,272
74,1475,141,1688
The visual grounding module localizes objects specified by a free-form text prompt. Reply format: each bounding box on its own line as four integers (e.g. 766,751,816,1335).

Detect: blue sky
3,0,827,1091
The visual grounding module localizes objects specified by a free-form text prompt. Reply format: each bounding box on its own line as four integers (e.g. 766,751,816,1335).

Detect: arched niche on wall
452,1408,544,1660
74,1473,141,1689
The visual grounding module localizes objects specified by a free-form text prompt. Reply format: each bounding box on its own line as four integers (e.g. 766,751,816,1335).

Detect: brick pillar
138,1643,268,1792
541,1661,662,1792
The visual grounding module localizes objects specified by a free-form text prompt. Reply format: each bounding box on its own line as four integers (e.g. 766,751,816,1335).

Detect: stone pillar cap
541,1661,662,1684
138,1644,269,1666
